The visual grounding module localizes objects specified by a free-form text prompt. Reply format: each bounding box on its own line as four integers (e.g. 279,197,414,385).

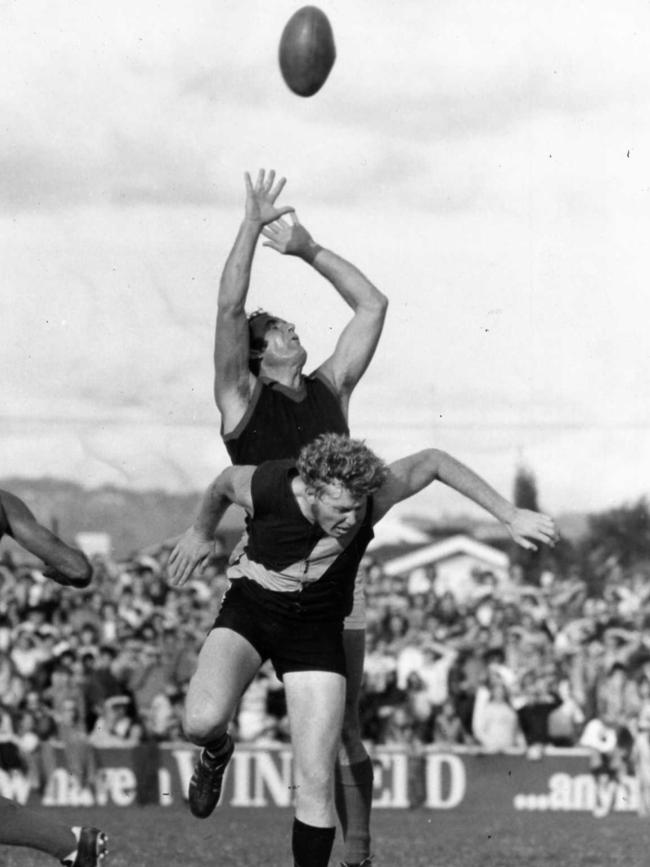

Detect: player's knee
296,762,332,799
183,700,228,744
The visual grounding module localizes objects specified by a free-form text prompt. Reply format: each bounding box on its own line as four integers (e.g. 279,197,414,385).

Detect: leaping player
190,168,387,867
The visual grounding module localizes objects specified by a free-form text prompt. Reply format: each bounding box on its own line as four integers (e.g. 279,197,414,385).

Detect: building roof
381,534,510,578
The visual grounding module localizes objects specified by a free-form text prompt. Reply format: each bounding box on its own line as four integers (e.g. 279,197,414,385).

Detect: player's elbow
66,554,93,588
368,288,388,318
424,448,448,476
374,288,389,311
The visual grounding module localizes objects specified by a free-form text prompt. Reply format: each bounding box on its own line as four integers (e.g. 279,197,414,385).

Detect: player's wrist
299,242,323,264
500,503,518,527
188,525,214,544
242,216,265,232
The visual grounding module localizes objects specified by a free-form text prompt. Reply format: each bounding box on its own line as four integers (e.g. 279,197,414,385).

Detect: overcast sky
2,0,650,520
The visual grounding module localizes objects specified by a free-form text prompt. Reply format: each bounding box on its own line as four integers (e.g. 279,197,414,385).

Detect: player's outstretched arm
214,169,295,428
0,489,92,587
168,466,255,586
262,213,387,410
373,449,557,550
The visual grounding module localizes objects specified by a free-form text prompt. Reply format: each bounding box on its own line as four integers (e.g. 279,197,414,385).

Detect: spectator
515,672,562,754
57,698,96,798
127,644,169,727
580,712,623,780
404,672,434,742
89,695,143,747
418,641,459,717
472,678,526,753
81,646,123,730
433,699,469,746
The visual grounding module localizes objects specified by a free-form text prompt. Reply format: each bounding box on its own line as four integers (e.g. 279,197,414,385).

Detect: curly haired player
170,433,557,867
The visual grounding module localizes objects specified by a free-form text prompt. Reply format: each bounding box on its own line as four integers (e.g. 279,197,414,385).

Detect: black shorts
212,579,346,681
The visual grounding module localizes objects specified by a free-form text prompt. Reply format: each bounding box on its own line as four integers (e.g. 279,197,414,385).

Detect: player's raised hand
505,509,558,551
262,213,318,259
168,528,215,586
244,169,295,226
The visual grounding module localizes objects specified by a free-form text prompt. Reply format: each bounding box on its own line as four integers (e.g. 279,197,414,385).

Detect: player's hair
247,309,278,375
297,433,388,499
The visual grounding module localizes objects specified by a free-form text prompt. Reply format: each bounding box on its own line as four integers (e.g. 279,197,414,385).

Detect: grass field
2,805,649,867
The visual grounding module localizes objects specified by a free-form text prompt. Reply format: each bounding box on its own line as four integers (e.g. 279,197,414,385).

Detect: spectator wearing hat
89,695,143,748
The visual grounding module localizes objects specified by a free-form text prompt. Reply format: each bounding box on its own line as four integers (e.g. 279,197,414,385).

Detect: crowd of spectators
2,539,650,801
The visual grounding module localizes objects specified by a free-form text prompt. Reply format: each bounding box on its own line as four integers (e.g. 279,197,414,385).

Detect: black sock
292,818,336,867
203,733,230,763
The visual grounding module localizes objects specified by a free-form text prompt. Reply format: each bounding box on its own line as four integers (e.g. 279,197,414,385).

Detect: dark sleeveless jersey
223,370,349,465
230,461,374,621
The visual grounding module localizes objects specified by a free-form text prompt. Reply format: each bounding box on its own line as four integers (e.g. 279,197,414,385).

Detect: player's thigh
284,670,346,776
186,627,262,721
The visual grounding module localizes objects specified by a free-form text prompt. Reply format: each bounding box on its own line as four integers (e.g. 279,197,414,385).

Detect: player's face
262,318,306,366
309,482,366,537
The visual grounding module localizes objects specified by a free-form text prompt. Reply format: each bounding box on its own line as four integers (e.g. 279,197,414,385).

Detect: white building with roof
381,534,510,602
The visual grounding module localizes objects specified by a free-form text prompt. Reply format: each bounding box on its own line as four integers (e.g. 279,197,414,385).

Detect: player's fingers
515,536,537,551
265,169,276,192
244,172,253,193
255,168,264,189
261,225,278,238
291,211,301,225
262,241,279,250
270,176,286,200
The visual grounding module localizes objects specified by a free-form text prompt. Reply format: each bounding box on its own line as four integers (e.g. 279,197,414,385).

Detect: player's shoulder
306,366,347,407
253,458,296,483
251,459,297,507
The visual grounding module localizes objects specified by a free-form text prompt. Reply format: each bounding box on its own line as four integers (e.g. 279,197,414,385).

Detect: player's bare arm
262,212,388,414
0,489,92,587
372,449,557,550
168,466,255,586
214,169,295,430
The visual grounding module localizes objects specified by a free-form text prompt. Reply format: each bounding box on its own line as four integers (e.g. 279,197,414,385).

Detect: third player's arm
0,490,92,587
373,449,557,550
168,466,256,585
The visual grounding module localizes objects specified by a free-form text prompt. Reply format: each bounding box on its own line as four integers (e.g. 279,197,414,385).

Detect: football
279,6,336,97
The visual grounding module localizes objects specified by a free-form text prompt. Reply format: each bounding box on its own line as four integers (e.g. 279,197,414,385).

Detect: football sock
335,757,374,864
203,733,230,764
292,818,336,867
0,795,76,859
